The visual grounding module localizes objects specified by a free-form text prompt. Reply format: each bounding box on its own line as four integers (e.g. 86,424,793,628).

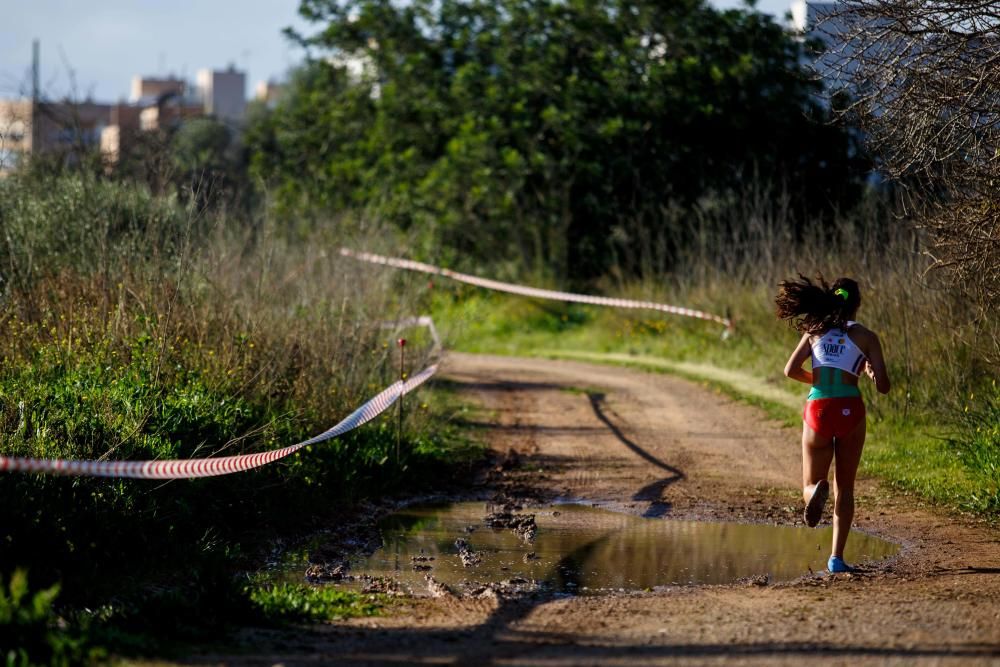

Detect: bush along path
193,353,1000,666
0,373,482,656
0,361,479,660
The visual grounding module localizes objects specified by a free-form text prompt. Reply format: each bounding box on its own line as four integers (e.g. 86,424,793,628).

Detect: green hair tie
834,288,849,301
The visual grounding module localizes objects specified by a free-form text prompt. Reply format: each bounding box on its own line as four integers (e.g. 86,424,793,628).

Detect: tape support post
340,248,732,328
0,364,437,479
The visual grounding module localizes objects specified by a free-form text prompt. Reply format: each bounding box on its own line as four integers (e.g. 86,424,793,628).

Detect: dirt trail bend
201,352,1000,666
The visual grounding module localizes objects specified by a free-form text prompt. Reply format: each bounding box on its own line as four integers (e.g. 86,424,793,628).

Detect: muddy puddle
310,502,899,595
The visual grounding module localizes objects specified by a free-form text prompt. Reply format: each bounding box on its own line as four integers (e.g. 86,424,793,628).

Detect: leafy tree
171,117,252,211
250,0,870,281
172,118,234,175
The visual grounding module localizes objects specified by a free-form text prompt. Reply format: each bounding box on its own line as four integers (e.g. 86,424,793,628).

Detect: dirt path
198,352,1000,666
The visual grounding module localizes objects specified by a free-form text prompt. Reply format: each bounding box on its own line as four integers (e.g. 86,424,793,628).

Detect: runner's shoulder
847,323,881,346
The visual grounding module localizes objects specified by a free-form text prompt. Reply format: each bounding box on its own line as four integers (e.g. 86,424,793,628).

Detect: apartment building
254,80,285,108
1,60,249,174
196,66,246,124
0,98,113,172
0,100,31,171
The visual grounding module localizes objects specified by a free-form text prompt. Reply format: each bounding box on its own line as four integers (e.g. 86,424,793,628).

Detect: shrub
0,570,102,666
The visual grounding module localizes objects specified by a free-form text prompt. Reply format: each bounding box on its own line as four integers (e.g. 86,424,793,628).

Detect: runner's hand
864,360,877,383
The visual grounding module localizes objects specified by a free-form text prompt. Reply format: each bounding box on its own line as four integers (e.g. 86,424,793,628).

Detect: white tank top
810,322,867,376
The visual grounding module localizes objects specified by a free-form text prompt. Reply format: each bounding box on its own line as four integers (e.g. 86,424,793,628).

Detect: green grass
430,289,998,521
864,419,977,509
948,381,1000,515
247,583,386,623
558,385,609,396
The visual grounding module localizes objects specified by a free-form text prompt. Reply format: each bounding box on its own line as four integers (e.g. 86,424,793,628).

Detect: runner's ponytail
775,274,860,334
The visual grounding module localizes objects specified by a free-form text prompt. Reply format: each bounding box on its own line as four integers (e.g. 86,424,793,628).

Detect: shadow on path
190,623,1000,666
587,392,685,518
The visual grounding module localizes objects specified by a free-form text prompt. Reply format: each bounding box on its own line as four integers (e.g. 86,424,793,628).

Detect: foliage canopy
249,0,870,281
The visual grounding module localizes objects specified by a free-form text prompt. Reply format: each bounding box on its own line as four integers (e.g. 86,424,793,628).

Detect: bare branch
819,0,1000,308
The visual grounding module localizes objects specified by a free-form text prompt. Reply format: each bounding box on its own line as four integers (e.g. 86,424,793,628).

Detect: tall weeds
0,172,433,453
604,185,995,421
0,171,457,606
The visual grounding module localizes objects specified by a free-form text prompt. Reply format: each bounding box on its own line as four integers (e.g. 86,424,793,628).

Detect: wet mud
336,501,898,595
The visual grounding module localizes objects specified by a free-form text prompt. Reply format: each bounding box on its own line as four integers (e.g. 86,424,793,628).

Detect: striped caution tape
381,315,442,352
0,364,437,479
341,248,732,329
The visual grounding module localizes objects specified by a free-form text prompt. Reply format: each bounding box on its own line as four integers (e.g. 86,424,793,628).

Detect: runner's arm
783,334,814,385
864,333,891,394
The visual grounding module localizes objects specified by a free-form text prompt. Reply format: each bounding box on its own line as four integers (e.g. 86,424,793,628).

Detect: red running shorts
803,397,866,439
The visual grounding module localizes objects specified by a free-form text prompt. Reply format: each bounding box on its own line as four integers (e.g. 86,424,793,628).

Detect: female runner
776,275,891,573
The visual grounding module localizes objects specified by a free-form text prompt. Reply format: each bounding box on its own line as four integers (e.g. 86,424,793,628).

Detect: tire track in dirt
191,352,1000,666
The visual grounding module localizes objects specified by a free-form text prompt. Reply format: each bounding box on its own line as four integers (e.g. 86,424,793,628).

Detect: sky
1,0,794,103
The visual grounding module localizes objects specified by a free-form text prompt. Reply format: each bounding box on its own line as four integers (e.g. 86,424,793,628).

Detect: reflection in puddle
342,502,899,594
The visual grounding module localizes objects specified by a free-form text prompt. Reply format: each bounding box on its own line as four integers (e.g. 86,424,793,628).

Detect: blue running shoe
827,556,856,573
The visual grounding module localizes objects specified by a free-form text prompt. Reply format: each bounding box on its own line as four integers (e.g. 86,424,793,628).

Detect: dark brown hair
775,274,861,334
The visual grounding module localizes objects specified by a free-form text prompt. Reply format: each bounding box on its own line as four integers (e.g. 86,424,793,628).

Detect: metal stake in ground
397,338,406,464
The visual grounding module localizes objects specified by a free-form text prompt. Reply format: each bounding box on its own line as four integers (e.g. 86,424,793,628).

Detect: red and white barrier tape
0,364,437,479
381,315,442,352
341,249,732,329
